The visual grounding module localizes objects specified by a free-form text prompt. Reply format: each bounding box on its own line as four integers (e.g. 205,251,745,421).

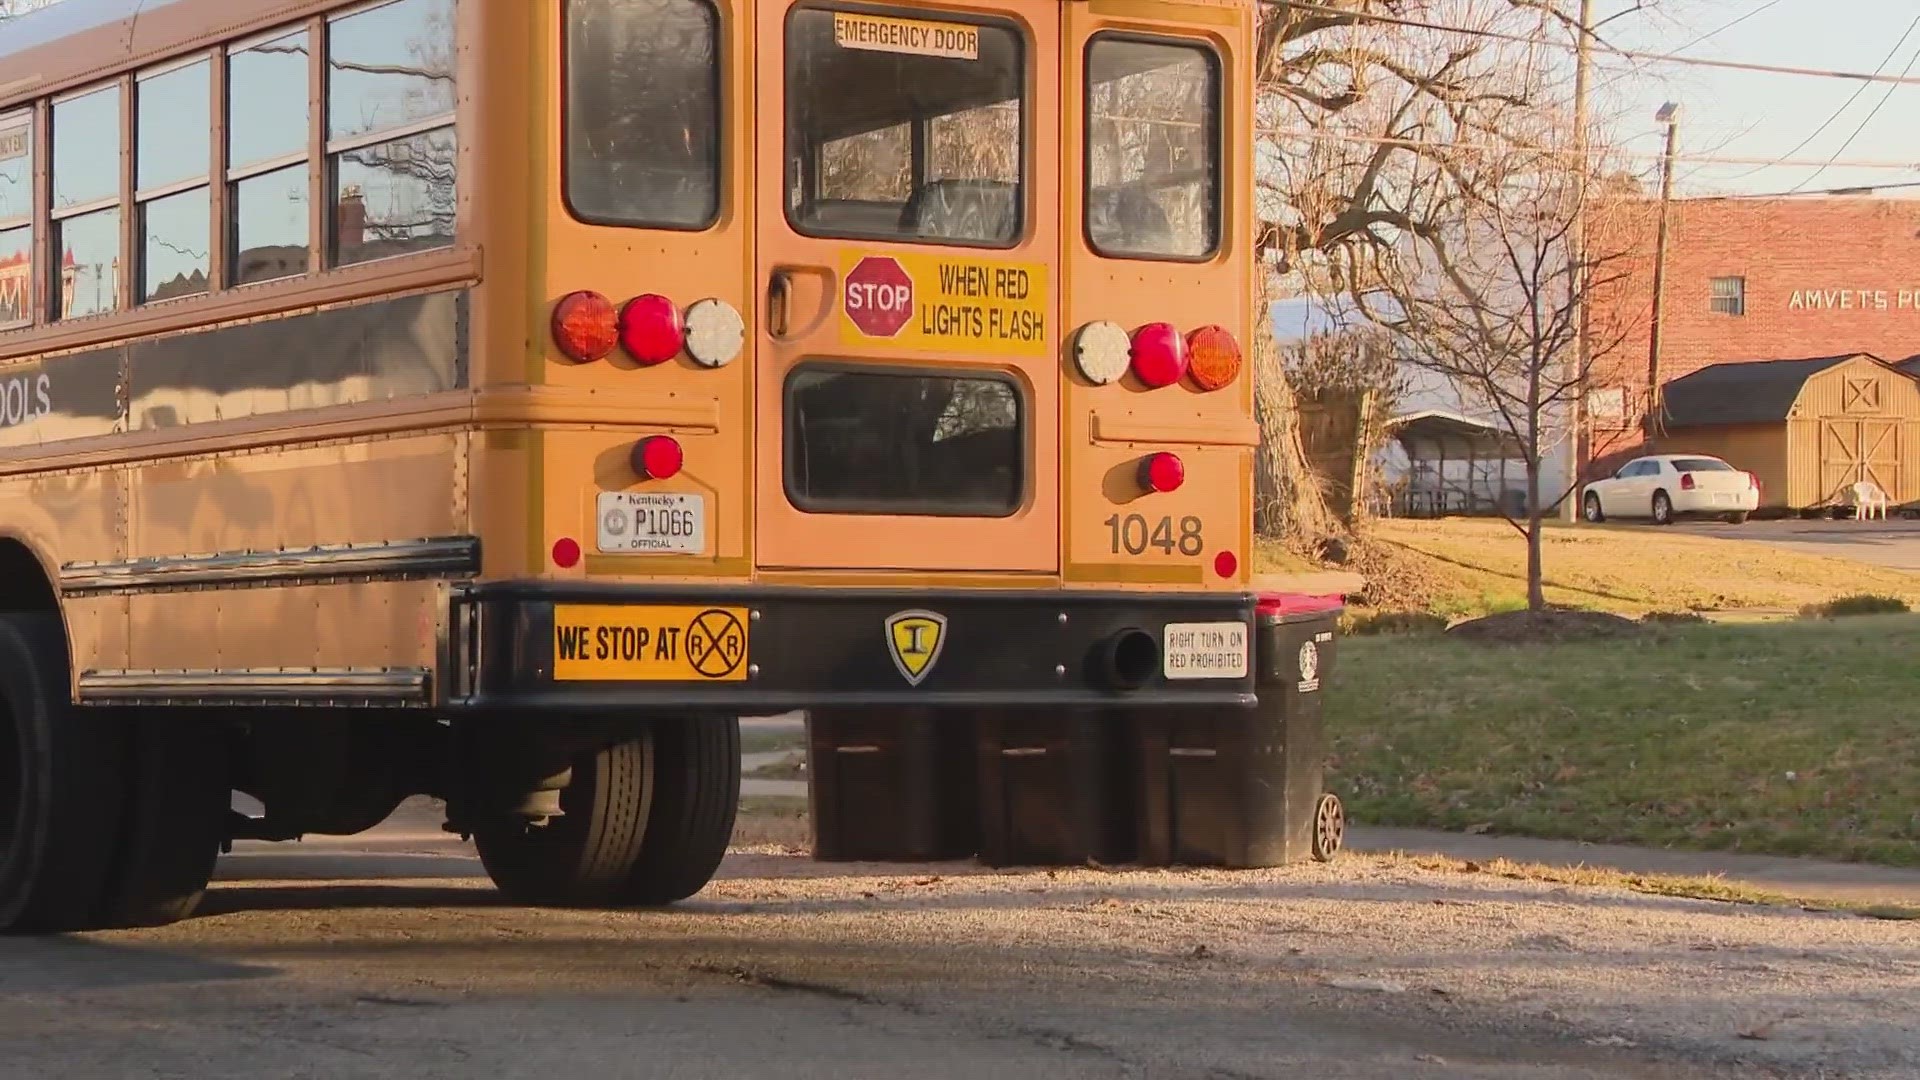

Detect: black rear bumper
442,582,1256,713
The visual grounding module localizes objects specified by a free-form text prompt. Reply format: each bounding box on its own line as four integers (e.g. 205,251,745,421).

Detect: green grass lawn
1327,615,1920,866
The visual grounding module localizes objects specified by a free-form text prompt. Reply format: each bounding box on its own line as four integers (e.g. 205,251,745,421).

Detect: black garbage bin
806,708,977,861
975,710,1135,867
1135,594,1345,868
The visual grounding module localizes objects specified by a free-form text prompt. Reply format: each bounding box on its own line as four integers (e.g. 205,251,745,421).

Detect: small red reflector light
1214,550,1239,579
1186,325,1242,391
551,291,619,363
618,294,686,366
551,537,582,569
1681,473,1696,491
632,435,684,480
1139,452,1185,493
1129,323,1188,388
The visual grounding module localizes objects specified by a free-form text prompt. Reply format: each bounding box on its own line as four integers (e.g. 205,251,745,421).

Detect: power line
1715,179,1920,199
1287,2,1920,88
1259,124,1920,173
1591,0,1787,95
1715,14,1920,184
1789,33,1920,192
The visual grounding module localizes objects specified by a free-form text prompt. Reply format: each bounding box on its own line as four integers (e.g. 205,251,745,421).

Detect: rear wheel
1582,493,1605,524
471,718,741,907
1724,511,1750,525
1652,491,1674,526
0,614,131,931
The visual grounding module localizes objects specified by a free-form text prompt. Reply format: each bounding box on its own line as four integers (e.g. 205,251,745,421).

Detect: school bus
0,0,1255,930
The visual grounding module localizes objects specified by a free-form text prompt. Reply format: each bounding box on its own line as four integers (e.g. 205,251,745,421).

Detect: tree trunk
1252,283,1340,543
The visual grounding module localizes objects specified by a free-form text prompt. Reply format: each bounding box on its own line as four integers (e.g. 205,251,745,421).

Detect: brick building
1584,197,1920,477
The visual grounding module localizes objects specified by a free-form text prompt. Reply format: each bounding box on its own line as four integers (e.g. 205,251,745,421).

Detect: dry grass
1259,518,1920,618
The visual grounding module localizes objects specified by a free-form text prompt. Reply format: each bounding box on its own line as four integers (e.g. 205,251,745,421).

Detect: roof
1385,409,1524,454
1662,354,1880,428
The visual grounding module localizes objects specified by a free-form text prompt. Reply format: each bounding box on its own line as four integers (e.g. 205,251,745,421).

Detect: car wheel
1724,511,1749,525
1652,491,1674,526
1583,493,1605,524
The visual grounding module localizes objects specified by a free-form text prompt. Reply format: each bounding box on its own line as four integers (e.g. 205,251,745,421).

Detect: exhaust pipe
1095,628,1160,691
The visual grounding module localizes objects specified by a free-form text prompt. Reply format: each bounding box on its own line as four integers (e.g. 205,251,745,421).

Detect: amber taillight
552,291,620,363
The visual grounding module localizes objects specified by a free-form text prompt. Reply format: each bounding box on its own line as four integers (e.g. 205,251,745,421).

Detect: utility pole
1563,0,1594,521
1646,103,1680,444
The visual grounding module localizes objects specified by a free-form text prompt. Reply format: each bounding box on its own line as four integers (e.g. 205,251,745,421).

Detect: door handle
767,264,837,343
769,269,794,339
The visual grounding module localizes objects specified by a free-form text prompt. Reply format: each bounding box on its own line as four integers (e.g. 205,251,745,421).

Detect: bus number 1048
1105,514,1204,556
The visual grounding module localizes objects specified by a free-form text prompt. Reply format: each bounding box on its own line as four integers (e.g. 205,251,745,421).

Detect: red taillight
618,294,686,366
1681,473,1696,491
552,291,619,363
1139,452,1185,493
551,537,582,569
1214,550,1239,579
1186,326,1242,391
632,435,684,480
1748,472,1760,491
1129,323,1188,388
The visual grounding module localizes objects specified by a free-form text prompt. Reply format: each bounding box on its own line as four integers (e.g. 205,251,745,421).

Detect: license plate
1713,493,1735,505
596,492,705,554
553,604,750,682
1162,621,1249,680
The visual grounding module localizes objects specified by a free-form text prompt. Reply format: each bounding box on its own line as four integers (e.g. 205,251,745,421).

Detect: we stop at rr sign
843,256,914,338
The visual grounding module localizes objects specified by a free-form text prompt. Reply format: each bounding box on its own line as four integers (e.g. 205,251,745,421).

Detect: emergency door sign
839,251,1048,357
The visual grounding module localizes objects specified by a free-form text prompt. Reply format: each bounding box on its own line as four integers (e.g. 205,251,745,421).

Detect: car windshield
1671,458,1734,472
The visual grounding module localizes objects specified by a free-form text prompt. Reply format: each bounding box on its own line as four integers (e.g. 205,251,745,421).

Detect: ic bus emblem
885,609,948,686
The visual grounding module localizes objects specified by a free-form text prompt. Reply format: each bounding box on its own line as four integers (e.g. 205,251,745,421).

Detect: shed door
1819,419,1900,503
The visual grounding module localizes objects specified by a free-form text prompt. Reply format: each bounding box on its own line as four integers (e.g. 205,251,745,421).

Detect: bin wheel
1311,793,1345,862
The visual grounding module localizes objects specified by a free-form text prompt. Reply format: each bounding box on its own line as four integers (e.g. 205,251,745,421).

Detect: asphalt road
3,800,1913,1080
1668,516,1920,571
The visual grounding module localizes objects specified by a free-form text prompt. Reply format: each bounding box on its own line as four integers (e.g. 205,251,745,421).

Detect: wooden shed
1660,353,1920,511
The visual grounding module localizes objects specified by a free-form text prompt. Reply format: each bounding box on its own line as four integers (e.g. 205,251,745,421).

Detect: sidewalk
736,750,1920,906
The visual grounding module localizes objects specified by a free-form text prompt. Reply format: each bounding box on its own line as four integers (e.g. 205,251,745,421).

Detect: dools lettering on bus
0,372,52,431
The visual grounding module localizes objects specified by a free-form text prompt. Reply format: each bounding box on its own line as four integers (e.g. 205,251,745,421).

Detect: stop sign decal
843,256,914,338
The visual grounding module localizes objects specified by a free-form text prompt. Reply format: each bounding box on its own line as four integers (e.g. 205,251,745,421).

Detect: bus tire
472,733,655,906
96,713,229,928
620,717,739,905
0,613,132,933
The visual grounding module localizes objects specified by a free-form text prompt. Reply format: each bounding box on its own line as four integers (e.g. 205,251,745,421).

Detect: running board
77,667,433,708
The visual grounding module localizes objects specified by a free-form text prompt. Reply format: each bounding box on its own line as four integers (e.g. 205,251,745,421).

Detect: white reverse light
684,298,745,368
1073,320,1132,385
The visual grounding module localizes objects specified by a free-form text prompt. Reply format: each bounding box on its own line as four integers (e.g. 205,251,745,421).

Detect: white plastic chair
1851,480,1890,521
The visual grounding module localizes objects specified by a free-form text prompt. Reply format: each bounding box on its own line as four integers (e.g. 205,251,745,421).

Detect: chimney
338,183,368,253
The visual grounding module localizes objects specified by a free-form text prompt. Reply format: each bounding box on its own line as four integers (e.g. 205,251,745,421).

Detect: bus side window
565,0,722,231
229,28,314,286
51,85,123,319
0,111,31,328
137,58,213,305
326,0,458,268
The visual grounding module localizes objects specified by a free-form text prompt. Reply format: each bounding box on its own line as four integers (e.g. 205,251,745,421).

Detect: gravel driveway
1,810,1911,1080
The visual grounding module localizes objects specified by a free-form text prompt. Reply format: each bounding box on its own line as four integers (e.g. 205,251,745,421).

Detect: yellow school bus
0,0,1255,929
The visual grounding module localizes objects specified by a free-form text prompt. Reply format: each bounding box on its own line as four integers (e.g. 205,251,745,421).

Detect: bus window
785,365,1023,515
229,28,313,286
1085,36,1219,260
326,0,457,268
137,58,212,304
566,0,722,230
52,85,122,318
0,111,29,327
785,8,1023,246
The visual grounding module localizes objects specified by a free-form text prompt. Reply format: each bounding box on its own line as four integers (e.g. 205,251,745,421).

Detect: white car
1582,454,1761,526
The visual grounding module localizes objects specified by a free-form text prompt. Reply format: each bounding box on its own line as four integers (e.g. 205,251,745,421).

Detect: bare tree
0,0,62,18
1251,0,1659,544
1359,139,1641,611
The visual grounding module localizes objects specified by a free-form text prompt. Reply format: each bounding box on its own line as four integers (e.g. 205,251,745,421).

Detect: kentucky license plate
596,492,706,554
